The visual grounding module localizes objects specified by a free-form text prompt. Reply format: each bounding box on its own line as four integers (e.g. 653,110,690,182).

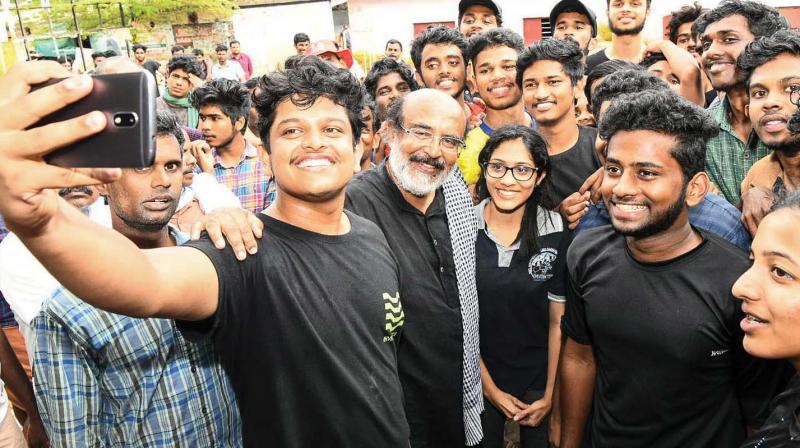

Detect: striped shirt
212,141,274,214
706,97,770,205
33,233,242,447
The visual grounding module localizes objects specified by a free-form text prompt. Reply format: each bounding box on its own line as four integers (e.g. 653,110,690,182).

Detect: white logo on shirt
710,349,729,357
529,248,557,282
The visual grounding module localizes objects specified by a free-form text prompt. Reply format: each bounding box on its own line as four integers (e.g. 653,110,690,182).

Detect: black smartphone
31,72,156,168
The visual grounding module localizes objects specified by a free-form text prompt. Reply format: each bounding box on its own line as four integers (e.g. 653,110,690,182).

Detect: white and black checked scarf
442,167,483,446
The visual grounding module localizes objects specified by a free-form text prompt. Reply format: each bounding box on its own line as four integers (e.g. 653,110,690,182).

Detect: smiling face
375,72,413,119
474,45,521,111
268,96,355,202
484,138,543,212
296,41,310,55
732,207,800,367
700,14,755,92
521,59,577,127
418,43,466,100
554,12,593,52
600,129,692,239
746,53,800,152
607,0,649,37
459,5,499,39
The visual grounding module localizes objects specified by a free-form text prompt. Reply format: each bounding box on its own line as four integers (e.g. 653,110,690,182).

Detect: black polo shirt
345,164,466,447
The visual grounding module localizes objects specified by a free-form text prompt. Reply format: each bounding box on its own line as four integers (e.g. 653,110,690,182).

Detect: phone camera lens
113,112,138,128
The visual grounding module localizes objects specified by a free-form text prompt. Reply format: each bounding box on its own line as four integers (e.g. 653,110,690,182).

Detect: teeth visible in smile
438,79,454,88
616,203,646,212
536,102,554,110
298,159,332,168
746,314,767,324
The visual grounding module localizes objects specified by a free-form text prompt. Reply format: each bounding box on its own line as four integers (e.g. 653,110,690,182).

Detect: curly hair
667,2,706,43
467,27,524,67
591,69,670,119
693,0,788,41
584,59,642,106
515,37,584,87
363,58,419,100
599,90,720,181
410,25,468,74
738,29,800,91
189,79,251,127
253,57,365,152
475,125,551,257
167,55,203,78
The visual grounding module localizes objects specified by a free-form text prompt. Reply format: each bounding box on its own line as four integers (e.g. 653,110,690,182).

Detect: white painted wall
233,0,336,74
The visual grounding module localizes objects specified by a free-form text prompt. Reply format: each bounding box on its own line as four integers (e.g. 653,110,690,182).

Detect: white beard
386,141,453,197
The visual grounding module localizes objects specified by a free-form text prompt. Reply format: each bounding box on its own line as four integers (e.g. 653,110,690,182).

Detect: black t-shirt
477,202,571,397
180,211,409,447
585,49,611,75
543,126,601,209
741,375,800,448
562,226,781,448
345,164,465,447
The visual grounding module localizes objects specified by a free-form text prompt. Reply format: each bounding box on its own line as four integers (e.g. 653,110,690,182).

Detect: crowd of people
0,0,799,446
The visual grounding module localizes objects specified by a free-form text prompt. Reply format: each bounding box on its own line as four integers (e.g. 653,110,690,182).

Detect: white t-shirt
211,61,245,81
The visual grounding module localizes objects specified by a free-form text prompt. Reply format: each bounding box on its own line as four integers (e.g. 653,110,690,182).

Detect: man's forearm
559,339,596,448
0,330,36,415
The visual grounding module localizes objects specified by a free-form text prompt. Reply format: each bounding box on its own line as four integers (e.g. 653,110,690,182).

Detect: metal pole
45,5,59,58
70,0,86,71
118,2,125,27
12,0,28,60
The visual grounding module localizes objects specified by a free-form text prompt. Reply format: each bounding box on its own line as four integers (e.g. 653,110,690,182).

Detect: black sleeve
548,228,573,303
177,234,260,341
561,268,592,345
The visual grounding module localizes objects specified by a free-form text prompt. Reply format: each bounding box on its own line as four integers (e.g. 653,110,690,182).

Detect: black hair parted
475,125,551,257
467,27,524,67
668,2,706,44
363,58,419,99
591,69,670,119
155,108,185,150
738,29,800,91
584,59,642,106
606,0,650,7
515,37,584,88
167,55,203,78
693,0,788,41
639,51,667,70
132,43,147,53
410,25,468,74
599,90,720,181
253,56,366,152
189,79,251,125
215,44,228,53
294,33,310,45
91,51,105,60
386,39,403,51
104,50,119,58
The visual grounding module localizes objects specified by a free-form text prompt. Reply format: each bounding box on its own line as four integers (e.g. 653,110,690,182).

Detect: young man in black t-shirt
516,38,601,209
0,58,409,447
558,89,781,447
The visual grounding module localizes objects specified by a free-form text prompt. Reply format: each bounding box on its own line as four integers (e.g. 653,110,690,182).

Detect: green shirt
706,96,770,204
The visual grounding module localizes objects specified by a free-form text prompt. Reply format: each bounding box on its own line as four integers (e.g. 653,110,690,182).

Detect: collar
213,139,258,168
475,198,521,251
479,111,536,136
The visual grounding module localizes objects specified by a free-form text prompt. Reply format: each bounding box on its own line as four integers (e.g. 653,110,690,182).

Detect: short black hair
584,59,642,106
171,45,184,54
294,33,310,45
104,50,119,58
363,58,419,99
230,40,240,46
284,54,305,70
591,69,671,119
155,109,185,150
599,89,720,181
91,51,105,60
192,48,204,57
458,0,503,27
386,39,403,51
605,0,650,7
132,43,147,53
167,55,203,77
215,44,228,53
57,55,71,64
254,57,365,152
410,25,468,74
476,125,551,257
693,0,788,41
190,79,251,128
467,27,524,67
772,190,800,213
738,29,800,91
639,51,668,70
668,2,706,44
515,37,584,88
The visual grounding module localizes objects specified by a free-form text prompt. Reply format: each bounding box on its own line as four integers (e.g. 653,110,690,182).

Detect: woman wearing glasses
733,192,800,448
475,125,570,448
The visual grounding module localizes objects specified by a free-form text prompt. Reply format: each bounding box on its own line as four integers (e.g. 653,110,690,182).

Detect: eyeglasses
397,123,466,154
482,161,539,181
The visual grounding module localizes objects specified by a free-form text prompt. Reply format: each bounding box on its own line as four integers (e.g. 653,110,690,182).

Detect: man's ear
235,116,246,133
415,71,425,88
685,172,710,207
535,170,547,187
745,103,751,121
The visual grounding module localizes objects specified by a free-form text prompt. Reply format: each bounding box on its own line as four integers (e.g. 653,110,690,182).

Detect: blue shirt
33,229,242,447
576,193,751,252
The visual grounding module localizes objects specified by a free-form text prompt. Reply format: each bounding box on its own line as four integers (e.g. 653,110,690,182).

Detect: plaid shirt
706,97,770,204
34,286,242,446
212,141,273,214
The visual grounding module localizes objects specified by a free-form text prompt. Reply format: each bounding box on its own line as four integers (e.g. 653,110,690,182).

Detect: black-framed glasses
398,123,466,154
482,161,539,181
